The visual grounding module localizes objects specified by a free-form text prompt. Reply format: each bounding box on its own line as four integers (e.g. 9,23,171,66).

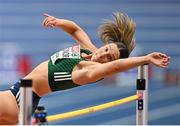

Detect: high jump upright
136,64,148,125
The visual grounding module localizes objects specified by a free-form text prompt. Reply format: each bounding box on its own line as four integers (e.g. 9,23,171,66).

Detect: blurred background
0,0,179,125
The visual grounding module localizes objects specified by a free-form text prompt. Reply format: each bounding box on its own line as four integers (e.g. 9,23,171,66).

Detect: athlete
0,12,170,124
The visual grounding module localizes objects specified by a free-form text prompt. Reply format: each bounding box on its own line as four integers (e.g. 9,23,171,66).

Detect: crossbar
47,94,139,122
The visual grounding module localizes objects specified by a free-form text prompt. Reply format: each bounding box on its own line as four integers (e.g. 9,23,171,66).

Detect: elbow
69,22,80,35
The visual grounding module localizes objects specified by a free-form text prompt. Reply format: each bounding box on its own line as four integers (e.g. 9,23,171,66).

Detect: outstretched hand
146,52,170,68
43,13,59,28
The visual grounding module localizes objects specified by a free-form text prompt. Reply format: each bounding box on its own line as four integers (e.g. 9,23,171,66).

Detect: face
91,43,120,63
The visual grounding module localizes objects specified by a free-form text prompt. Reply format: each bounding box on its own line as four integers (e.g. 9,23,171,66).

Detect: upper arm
58,19,97,51
71,27,97,52
72,57,147,85
87,62,119,82
72,69,90,85
71,61,102,85
86,56,148,81
72,61,118,85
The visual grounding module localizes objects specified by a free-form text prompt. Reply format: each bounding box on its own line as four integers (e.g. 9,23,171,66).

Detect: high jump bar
47,94,140,122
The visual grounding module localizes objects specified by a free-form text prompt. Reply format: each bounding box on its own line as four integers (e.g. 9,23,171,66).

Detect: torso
24,60,50,97
24,46,97,97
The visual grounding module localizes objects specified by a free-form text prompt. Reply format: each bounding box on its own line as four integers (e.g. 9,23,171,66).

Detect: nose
102,51,109,57
99,52,108,59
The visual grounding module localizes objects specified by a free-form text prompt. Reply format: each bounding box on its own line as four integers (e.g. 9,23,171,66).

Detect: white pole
136,64,148,125
19,79,32,125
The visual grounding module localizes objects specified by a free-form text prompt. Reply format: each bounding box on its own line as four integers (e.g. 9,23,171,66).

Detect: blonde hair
98,12,136,54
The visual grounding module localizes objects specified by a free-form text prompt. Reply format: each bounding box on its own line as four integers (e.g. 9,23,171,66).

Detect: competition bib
51,45,81,64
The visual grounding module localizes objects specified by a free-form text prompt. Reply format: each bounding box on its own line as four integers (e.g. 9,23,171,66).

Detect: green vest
48,46,92,92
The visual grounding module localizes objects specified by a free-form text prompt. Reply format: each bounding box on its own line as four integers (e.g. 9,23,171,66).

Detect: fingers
43,17,55,27
47,21,56,28
158,53,171,60
167,56,171,62
44,18,55,27
161,57,170,68
157,52,171,63
163,57,169,63
151,52,170,68
43,15,56,28
161,53,170,65
161,61,170,68
43,13,51,17
159,53,168,58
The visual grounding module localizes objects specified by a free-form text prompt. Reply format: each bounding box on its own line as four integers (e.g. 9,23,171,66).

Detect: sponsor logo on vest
51,45,81,64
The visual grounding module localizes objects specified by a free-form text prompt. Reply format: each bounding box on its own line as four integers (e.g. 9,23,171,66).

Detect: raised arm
72,52,170,84
43,13,97,52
